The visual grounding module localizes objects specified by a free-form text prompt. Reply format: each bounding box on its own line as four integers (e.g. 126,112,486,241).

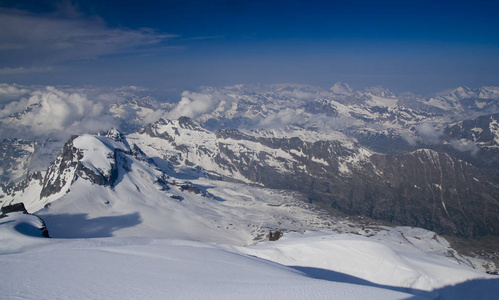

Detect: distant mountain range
1,83,498,240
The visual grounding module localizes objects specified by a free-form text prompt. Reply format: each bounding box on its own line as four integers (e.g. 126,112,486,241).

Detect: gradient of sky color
0,0,498,96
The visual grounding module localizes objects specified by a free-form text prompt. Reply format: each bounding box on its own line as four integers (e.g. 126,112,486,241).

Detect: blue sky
0,0,498,96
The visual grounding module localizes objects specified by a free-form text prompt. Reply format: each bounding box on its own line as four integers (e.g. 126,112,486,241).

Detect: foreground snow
0,226,423,300
1,214,498,299
237,231,499,299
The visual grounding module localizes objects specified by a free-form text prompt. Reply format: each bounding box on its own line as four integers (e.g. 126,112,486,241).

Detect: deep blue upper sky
1,0,498,96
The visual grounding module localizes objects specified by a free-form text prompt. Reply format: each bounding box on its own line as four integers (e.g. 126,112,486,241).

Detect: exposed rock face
0,138,35,184
1,202,27,214
40,136,81,198
3,113,499,239
135,118,499,237
0,202,50,238
445,113,499,147
210,129,499,237
305,100,339,116
369,150,499,237
40,135,120,199
1,171,43,199
443,113,499,175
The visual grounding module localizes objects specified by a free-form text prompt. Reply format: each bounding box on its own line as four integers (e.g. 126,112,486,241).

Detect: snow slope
1,215,498,299
0,233,427,300
237,230,499,298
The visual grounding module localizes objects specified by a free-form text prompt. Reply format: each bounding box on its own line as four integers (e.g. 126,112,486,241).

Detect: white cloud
0,7,178,66
0,83,31,104
330,82,354,95
279,90,317,101
415,122,444,144
0,85,116,140
0,83,176,141
258,109,306,129
401,133,417,146
167,91,223,120
449,139,480,155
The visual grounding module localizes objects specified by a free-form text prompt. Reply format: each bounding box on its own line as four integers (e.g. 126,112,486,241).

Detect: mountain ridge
1,83,498,239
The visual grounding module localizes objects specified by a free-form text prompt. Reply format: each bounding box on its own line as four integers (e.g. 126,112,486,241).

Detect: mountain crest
39,134,131,200
330,82,354,95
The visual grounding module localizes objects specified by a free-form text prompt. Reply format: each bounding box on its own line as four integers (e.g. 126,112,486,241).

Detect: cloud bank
0,83,31,104
167,92,217,120
166,91,237,121
0,86,117,140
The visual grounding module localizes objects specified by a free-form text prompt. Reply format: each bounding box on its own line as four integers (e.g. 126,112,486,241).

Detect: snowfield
237,231,499,298
0,231,426,299
1,211,498,299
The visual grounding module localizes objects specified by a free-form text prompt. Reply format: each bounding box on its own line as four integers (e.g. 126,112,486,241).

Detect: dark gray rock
209,128,499,237
1,202,27,214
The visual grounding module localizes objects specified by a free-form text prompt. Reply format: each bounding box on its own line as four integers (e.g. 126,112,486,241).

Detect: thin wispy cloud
449,139,480,155
183,36,225,41
0,6,178,69
0,67,53,75
415,122,444,145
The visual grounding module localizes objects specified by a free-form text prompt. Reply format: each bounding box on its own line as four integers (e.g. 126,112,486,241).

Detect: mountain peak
437,86,477,100
364,86,396,99
479,86,499,100
102,128,124,142
177,116,204,131
330,82,354,95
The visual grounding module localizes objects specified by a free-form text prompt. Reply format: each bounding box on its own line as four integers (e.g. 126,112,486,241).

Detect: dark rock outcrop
210,129,499,237
40,136,81,198
0,138,36,184
1,202,50,238
40,135,121,199
1,202,27,214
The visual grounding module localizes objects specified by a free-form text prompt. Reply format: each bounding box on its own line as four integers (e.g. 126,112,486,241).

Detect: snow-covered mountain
1,83,499,299
5,114,496,237
0,138,35,184
1,84,499,236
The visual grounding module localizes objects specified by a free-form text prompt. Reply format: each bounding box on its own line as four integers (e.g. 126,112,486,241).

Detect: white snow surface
237,230,498,295
1,215,498,299
0,232,425,300
365,94,398,107
73,134,125,177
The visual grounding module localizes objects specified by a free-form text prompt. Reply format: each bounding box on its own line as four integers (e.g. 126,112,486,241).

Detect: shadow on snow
41,212,141,238
425,277,499,300
291,266,499,299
